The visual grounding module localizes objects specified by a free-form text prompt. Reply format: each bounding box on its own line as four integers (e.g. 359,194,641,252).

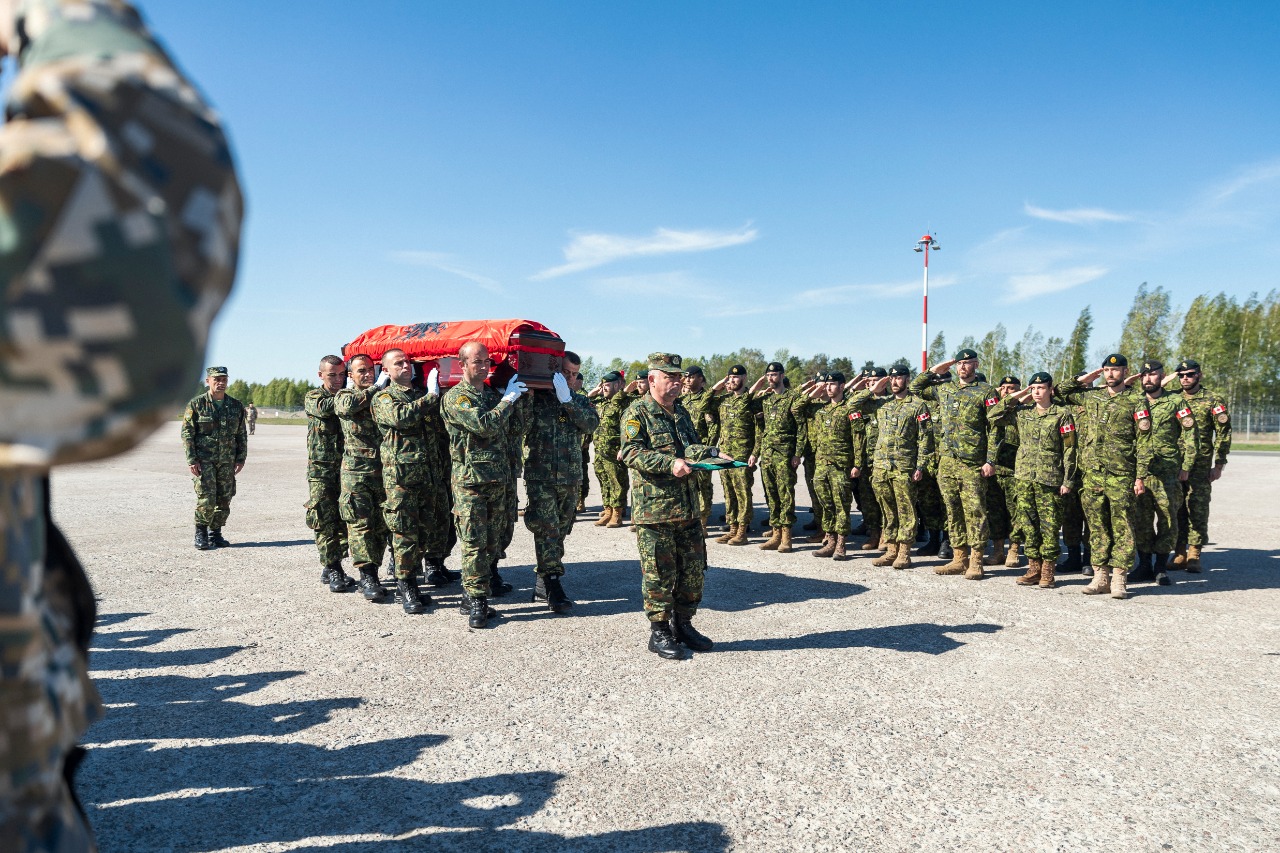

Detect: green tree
1065,307,1092,379
1119,282,1175,363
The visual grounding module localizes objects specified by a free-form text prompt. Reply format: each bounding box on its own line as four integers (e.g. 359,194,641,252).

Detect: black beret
766,361,785,373
1028,371,1053,386
887,365,910,377
868,366,888,378
999,375,1020,386
1103,353,1128,367
954,348,978,361
1141,359,1163,373
685,365,704,377
1176,358,1201,373
826,371,846,384
727,364,747,376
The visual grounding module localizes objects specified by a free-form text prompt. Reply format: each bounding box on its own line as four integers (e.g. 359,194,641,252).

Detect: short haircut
564,350,581,366
458,341,487,360
382,348,406,366
347,353,373,368
320,354,344,368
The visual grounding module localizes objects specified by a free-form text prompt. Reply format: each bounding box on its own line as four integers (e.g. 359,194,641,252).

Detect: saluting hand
930,359,957,375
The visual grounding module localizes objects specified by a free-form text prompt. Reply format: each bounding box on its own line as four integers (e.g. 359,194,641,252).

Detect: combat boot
673,614,713,651
715,525,736,545
1185,545,1202,573
872,542,898,567
328,565,357,593
1016,558,1041,586
937,533,954,561
813,535,836,558
194,525,211,551
832,535,849,561
357,567,387,602
424,557,452,587
759,528,781,551
727,525,749,546
648,621,686,660
935,544,969,575
1082,541,1093,573
804,529,826,544
576,498,586,513
984,539,1006,566
490,568,513,597
532,574,573,613
209,528,230,548
1082,566,1111,595
467,595,493,628
1111,566,1129,599
396,577,428,614
1004,542,1022,568
594,508,612,527
320,563,333,585
1057,545,1082,574
1171,540,1187,569
892,543,912,570
1130,552,1155,583
964,548,985,580
1154,552,1171,586
777,528,794,554
860,530,881,551
916,529,942,557
1038,558,1056,589
606,508,624,529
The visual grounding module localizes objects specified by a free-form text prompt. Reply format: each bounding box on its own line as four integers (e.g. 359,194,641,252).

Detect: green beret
868,366,888,378
602,370,622,382
826,371,846,383
1028,371,1053,386
727,364,747,376
999,375,1020,386
1142,359,1163,373
1176,359,1201,373
1103,353,1128,368
887,365,910,377
685,365,704,377
954,348,978,361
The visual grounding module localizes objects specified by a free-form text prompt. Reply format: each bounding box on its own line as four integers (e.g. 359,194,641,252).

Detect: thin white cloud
392,251,503,294
1207,159,1280,204
795,275,958,305
532,225,758,280
1023,203,1133,225
1006,265,1109,302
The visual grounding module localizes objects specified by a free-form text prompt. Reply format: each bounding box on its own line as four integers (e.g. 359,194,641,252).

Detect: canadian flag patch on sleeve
1212,404,1227,415
1133,409,1151,421
917,411,931,422
1060,423,1076,434
984,397,999,407
849,412,862,421
1177,407,1193,419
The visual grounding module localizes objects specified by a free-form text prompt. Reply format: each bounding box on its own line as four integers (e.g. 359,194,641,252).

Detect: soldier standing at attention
621,353,732,659
372,349,441,614
681,365,718,534
334,354,391,602
987,373,1077,588
305,355,354,591
1131,360,1197,585
1055,355,1148,600
1168,359,1231,572
183,367,248,551
442,342,529,628
709,365,760,546
573,370,591,513
750,361,805,553
798,373,858,559
246,402,258,435
985,375,1023,568
589,371,631,528
911,350,1000,580
523,352,600,612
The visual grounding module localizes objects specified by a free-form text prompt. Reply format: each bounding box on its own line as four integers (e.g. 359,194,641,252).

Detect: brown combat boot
1111,566,1129,599
1185,545,1202,573
832,534,849,561
892,542,912,570
805,530,826,544
872,542,898,567
777,528,794,553
1171,545,1187,569
984,539,1006,566
728,524,749,545
759,528,781,551
860,530,881,551
935,544,969,575
1038,558,1056,589
1004,542,1021,568
576,498,586,513
606,508,625,529
715,525,737,545
593,508,611,527
813,534,836,558
1016,558,1041,586
964,548,985,580
1082,566,1111,595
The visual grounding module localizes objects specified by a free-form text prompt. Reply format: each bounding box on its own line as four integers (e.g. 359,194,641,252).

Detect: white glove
552,372,571,403
374,370,391,389
502,376,528,403
426,367,440,396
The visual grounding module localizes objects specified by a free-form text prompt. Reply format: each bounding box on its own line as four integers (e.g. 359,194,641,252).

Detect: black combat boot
532,574,573,613
424,557,452,587
673,614,713,652
916,529,942,557
937,532,953,562
489,568,513,597
396,576,428,614
1154,552,1171,586
1130,552,1155,583
194,525,211,551
328,564,358,592
467,595,493,628
1057,545,1083,574
358,567,387,602
648,622,686,660
209,528,230,548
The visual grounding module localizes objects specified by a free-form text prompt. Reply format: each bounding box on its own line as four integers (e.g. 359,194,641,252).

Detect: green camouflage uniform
682,386,718,522
849,403,883,531
798,396,858,535
850,391,935,543
910,373,1000,548
913,400,945,532
1135,392,1197,554
1178,386,1232,548
1059,401,1089,550
579,431,592,505
335,386,388,573
1056,378,1149,570
988,399,1077,561
756,388,805,528
798,404,820,523
442,383,518,598
620,397,719,622
709,390,760,528
304,387,348,567
501,394,533,558
593,391,631,511
987,405,1020,543
372,384,442,580
0,1,243,845
523,389,600,577
181,392,248,530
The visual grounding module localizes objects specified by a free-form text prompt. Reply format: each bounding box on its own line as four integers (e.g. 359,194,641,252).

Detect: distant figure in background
182,367,249,551
246,402,259,435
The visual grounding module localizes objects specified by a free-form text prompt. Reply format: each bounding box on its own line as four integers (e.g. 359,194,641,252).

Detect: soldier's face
726,375,744,392
1102,366,1127,388
765,370,783,387
1178,370,1200,391
206,375,227,398
955,359,977,382
570,373,583,391
385,353,414,386
459,347,491,384
649,370,681,405
890,376,908,395
685,374,705,392
603,379,622,396
1142,370,1164,393
1030,383,1052,407
999,383,1019,398
824,380,840,399
318,362,347,393
562,361,581,385
350,358,376,389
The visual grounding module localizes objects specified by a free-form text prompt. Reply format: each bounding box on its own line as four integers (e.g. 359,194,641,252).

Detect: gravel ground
56,424,1280,852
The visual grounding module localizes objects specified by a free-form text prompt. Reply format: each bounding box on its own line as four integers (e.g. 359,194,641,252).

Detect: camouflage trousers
802,451,818,519
854,472,881,531
695,470,714,522
637,520,706,622
305,469,348,567
454,481,509,598
339,471,387,571
580,445,591,503
500,474,520,559
1132,464,1181,554
814,464,854,534
192,459,236,528
1177,462,1214,548
1061,485,1087,548
524,480,578,577
382,470,448,580
872,469,918,543
760,451,797,528
1014,479,1063,561
1080,471,1137,570
937,455,990,548
594,450,629,509
985,473,1016,541
721,466,754,527
914,470,944,531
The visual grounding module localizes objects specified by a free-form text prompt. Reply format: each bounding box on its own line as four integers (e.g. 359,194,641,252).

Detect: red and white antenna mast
913,233,940,373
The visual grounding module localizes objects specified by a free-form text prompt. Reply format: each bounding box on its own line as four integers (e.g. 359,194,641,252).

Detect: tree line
225,377,314,409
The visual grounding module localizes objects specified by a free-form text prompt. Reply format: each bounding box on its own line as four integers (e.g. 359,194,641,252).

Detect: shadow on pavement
714,621,1003,654
224,538,313,548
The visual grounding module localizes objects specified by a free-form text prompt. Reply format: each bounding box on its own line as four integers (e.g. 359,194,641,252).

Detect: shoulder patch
984,396,999,407
624,418,641,440
1059,423,1076,434
1211,403,1228,423
916,411,931,422
848,411,862,421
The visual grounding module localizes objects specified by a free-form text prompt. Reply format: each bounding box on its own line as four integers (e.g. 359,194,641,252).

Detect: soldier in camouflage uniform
707,365,760,545
911,350,1000,579
182,367,248,550
523,352,599,612
681,365,718,532
1130,360,1197,585
574,369,591,512
850,368,935,569
797,383,822,535
492,390,532,597
1170,359,1232,572
589,371,630,527
1058,397,1091,575
334,354,390,602
797,373,858,559
442,342,529,628
845,369,886,547
988,373,1077,588
246,403,258,435
372,349,443,614
0,1,243,844
621,353,729,660
750,361,806,553
985,376,1023,568
1056,355,1151,599
304,355,354,591
913,394,946,557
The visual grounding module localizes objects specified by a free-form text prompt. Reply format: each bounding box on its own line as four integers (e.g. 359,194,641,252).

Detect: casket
341,319,565,390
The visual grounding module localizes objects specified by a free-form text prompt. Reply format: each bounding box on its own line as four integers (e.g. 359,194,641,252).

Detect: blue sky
141,1,1280,382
